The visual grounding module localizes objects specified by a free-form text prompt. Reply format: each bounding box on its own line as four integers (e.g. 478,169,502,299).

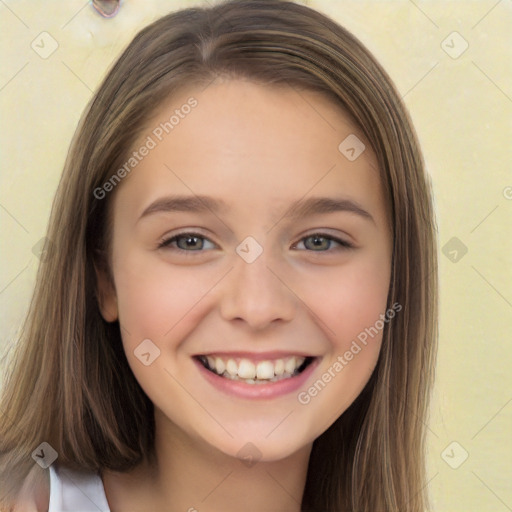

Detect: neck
104,408,312,512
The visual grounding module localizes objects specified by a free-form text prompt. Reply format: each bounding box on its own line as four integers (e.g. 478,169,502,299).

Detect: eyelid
158,229,354,253
157,229,217,251
291,232,354,251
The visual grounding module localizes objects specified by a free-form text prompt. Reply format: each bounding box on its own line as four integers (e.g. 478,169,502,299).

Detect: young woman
0,1,438,510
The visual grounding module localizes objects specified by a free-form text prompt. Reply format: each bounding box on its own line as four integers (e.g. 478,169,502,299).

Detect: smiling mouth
195,354,316,385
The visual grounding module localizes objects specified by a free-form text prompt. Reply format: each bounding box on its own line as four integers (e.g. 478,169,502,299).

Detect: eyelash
157,231,354,254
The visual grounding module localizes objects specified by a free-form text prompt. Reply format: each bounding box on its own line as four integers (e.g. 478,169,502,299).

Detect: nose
219,248,296,330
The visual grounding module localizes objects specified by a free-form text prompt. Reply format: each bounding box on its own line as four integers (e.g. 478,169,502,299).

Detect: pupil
307,236,328,250
179,236,202,250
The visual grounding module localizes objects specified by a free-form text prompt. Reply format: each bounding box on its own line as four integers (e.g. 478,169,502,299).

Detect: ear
94,259,119,322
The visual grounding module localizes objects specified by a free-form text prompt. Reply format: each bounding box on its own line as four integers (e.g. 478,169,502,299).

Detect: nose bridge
219,241,295,328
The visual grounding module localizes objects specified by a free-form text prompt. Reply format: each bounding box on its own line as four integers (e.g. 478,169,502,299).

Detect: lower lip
193,357,321,399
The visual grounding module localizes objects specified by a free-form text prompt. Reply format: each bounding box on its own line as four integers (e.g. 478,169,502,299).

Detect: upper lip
194,351,318,362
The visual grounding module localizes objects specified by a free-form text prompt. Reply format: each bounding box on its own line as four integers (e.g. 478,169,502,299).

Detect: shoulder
47,465,109,512
4,467,49,512
6,464,109,512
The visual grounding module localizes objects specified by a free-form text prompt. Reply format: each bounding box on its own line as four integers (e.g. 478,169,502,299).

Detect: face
97,78,392,463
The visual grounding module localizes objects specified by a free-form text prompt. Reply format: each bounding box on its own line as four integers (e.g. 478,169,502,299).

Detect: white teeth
201,354,310,382
285,356,297,374
222,372,293,384
226,358,238,376
274,359,285,375
238,359,256,379
215,357,226,375
256,361,274,380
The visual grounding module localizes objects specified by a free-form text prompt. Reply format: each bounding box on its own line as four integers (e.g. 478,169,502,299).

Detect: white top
48,465,110,512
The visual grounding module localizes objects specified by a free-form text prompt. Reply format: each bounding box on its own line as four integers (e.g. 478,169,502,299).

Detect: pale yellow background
0,1,511,510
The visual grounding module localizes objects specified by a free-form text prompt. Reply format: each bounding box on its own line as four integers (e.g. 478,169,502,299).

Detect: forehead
111,79,386,225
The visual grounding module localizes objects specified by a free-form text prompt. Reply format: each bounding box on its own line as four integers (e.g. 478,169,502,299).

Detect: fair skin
94,78,392,512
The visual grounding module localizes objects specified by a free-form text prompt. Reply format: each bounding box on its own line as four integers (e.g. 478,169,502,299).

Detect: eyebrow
139,195,229,220
138,194,374,224
282,196,374,224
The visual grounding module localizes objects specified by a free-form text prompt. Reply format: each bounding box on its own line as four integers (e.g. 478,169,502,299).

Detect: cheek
111,254,221,403
293,252,390,411
299,251,391,344
112,250,222,342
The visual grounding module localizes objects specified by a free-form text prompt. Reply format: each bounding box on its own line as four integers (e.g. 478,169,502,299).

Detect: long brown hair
0,1,438,510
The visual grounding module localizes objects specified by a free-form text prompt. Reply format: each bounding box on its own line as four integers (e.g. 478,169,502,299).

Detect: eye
293,233,353,252
158,232,216,252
